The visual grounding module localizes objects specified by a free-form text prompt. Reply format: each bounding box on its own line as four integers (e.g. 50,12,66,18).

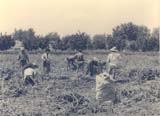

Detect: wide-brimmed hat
110,47,118,52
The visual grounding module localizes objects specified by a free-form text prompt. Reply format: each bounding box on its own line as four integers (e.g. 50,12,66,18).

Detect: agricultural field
0,51,160,116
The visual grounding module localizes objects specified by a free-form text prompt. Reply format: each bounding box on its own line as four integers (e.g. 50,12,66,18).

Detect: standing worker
86,57,99,76
74,50,85,72
41,48,51,74
18,47,29,67
107,47,122,79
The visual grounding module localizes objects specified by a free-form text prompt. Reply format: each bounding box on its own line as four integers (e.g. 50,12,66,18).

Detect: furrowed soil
0,52,160,116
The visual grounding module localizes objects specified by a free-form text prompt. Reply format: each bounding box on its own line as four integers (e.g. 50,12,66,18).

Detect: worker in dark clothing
74,50,85,72
86,57,100,76
18,47,29,67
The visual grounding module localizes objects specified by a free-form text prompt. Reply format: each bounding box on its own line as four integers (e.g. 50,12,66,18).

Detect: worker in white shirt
41,48,51,74
23,63,38,86
107,47,122,79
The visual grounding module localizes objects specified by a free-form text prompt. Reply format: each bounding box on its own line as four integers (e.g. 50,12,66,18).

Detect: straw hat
110,47,118,52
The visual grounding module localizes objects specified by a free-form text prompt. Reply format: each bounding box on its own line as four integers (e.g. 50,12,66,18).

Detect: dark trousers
24,76,35,86
43,60,51,73
20,60,27,67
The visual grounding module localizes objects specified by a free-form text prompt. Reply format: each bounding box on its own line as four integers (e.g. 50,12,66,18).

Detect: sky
0,0,159,36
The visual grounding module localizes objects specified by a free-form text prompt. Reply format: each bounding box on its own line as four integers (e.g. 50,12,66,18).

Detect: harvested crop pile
55,93,90,115
113,80,160,116
128,68,160,82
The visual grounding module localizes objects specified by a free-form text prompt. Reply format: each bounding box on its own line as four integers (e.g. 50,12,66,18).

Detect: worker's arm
32,70,36,78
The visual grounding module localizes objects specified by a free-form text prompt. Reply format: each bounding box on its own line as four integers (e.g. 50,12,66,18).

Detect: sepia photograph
0,0,160,116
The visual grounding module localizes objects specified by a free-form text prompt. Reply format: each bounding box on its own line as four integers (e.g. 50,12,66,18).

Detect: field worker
86,57,100,76
107,47,122,79
96,72,115,103
74,50,85,72
75,50,84,61
41,48,51,74
18,47,29,67
23,63,38,86
66,55,77,71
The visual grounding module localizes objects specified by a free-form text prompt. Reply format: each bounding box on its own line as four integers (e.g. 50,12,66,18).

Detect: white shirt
24,68,36,80
41,53,48,61
107,52,121,66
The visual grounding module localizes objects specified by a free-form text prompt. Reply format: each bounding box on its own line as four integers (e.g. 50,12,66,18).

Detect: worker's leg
108,65,117,79
24,76,35,86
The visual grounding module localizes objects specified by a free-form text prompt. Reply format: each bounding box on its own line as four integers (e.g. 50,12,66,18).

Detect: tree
105,34,114,49
13,29,24,41
22,29,39,50
92,34,107,49
136,26,150,51
112,22,139,41
13,28,39,50
112,22,138,50
44,32,61,50
61,32,91,50
112,22,151,51
38,36,49,50
126,41,139,51
0,34,15,50
146,28,159,51
1,24,158,52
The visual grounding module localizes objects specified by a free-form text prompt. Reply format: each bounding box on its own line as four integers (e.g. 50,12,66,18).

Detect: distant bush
61,32,91,50
13,28,40,50
112,22,151,51
146,28,159,51
92,34,107,49
0,23,159,51
0,34,15,50
44,32,61,50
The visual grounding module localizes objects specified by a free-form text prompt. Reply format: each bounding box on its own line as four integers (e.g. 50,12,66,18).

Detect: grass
0,52,159,116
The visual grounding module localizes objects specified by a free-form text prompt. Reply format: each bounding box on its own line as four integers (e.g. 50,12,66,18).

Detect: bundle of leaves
1,68,15,81
55,92,90,115
140,68,159,81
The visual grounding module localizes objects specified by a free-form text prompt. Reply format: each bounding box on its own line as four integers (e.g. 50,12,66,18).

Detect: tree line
0,22,159,51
